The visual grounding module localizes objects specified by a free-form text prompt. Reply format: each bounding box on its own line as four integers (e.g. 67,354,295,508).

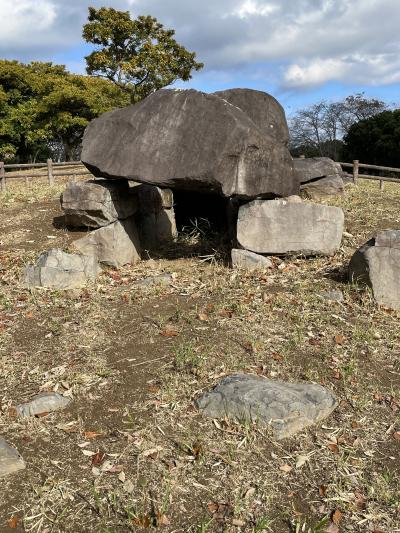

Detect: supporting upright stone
135,184,177,249
237,199,344,256
73,216,141,268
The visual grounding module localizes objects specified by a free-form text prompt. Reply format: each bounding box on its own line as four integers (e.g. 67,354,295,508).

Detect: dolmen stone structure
38,88,345,278
294,157,345,200
349,229,400,310
81,88,299,199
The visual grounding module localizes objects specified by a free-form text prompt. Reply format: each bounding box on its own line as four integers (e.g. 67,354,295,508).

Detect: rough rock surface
82,88,299,199
237,199,344,256
294,157,343,183
300,175,344,200
139,210,177,249
349,229,400,310
0,437,25,477
196,374,338,440
213,88,289,144
24,249,100,290
231,249,273,270
73,217,141,268
16,393,71,418
294,157,345,200
61,179,137,228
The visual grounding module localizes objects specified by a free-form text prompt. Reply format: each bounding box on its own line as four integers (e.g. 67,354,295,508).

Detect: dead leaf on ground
160,327,178,337
327,443,339,454
197,311,208,321
334,334,345,345
84,431,104,440
331,509,342,524
279,463,292,473
156,512,170,526
7,515,19,528
207,502,233,521
91,450,106,466
132,516,151,528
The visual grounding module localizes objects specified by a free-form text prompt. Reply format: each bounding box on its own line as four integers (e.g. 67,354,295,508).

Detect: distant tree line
0,6,203,163
289,94,400,167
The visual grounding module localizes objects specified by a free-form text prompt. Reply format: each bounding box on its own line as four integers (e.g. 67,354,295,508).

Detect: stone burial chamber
50,87,345,273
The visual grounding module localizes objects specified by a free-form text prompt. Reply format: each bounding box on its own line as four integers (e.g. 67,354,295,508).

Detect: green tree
0,59,129,162
82,7,204,103
343,110,400,167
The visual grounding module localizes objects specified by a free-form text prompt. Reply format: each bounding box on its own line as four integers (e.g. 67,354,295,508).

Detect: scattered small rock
349,229,400,310
16,392,71,418
196,373,338,440
135,273,173,287
231,249,273,270
24,248,100,290
319,290,344,302
0,437,25,477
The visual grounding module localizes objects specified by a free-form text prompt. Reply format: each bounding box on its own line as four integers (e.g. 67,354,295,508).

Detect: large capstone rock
237,199,344,256
294,157,345,200
61,179,137,228
349,229,400,310
16,393,71,418
82,89,299,199
196,374,338,440
213,88,289,144
0,437,25,477
24,249,100,290
73,217,141,268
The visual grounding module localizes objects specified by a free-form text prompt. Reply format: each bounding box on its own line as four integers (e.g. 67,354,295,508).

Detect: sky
1,0,399,114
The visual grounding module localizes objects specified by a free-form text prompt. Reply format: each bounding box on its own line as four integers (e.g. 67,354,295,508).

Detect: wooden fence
0,159,91,191
1,157,399,192
338,160,400,190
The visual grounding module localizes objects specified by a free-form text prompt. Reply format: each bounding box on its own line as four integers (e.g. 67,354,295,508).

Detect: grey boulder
16,392,71,418
73,217,141,268
349,229,400,310
82,89,299,199
196,374,338,440
237,199,344,256
0,437,25,477
301,175,344,201
295,157,344,200
231,249,273,270
61,179,137,228
24,248,100,290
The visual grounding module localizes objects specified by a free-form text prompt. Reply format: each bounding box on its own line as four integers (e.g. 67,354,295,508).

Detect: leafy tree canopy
83,7,204,102
343,109,400,167
0,60,129,162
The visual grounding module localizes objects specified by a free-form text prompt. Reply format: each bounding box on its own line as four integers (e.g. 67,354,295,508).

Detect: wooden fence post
380,179,384,191
353,160,359,184
0,162,5,192
47,158,54,186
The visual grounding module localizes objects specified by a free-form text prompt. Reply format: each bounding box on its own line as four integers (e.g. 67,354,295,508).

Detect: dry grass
0,179,399,532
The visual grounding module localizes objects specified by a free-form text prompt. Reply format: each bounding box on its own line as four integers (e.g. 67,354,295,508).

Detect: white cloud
0,0,56,46
232,0,279,18
1,0,400,90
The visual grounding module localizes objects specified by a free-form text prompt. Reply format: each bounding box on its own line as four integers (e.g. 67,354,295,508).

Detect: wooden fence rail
338,160,400,191
0,159,91,191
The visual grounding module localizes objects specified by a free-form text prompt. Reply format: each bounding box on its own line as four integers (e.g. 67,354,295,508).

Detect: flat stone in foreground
231,249,273,270
196,374,338,440
24,248,100,290
73,217,141,268
349,229,400,310
17,393,71,418
237,199,344,256
0,437,25,477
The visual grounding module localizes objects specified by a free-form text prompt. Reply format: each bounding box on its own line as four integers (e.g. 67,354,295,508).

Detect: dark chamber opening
173,190,232,235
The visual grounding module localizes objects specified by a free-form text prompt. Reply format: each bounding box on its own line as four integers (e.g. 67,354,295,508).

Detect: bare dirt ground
0,177,399,533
